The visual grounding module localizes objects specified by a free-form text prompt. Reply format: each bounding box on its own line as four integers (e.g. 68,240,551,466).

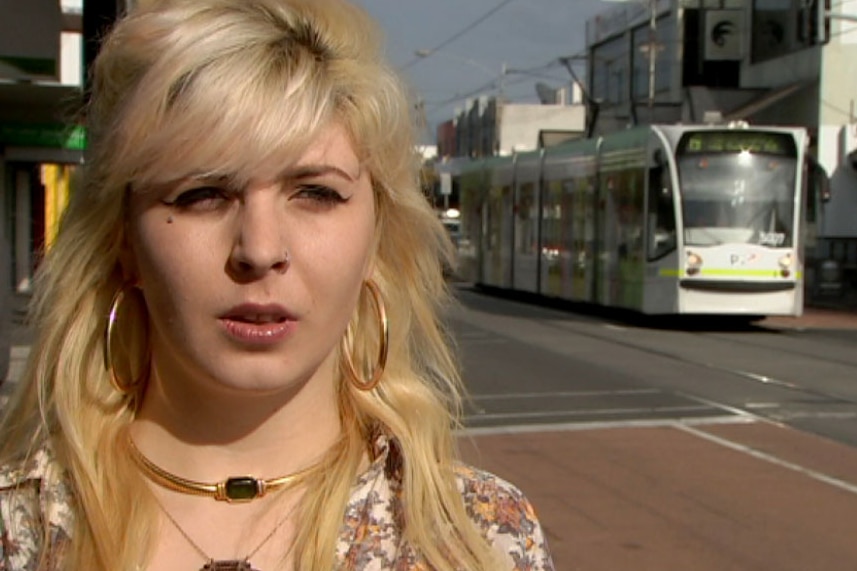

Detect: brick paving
459,420,857,571
456,302,857,570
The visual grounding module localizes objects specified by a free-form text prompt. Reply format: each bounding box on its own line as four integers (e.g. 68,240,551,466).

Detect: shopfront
1,120,83,293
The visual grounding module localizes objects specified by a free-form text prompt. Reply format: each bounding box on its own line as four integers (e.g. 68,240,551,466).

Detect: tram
449,123,829,316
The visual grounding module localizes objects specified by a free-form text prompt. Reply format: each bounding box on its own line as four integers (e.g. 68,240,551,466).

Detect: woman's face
126,122,376,397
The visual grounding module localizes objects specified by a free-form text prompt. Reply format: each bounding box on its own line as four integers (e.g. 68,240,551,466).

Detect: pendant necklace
154,494,300,571
127,435,309,570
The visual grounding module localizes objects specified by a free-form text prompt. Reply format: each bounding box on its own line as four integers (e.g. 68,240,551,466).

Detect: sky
353,0,611,140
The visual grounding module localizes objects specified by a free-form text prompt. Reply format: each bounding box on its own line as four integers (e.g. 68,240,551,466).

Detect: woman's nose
228,196,290,278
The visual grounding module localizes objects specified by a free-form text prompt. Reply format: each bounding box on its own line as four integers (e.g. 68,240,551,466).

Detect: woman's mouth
219,304,295,344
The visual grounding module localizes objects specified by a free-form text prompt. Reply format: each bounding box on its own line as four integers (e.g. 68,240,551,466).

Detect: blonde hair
0,0,503,569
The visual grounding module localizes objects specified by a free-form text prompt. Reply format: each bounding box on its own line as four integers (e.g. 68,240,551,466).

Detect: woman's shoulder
0,443,73,513
0,444,74,570
452,463,543,531
454,464,555,570
0,445,55,488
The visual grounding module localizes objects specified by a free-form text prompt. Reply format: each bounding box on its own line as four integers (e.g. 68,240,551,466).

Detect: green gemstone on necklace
224,477,261,501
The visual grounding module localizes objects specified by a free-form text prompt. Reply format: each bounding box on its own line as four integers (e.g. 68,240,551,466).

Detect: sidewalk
759,305,857,330
9,291,34,345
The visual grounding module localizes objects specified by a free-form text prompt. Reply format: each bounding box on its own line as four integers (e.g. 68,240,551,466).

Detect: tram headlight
779,254,793,278
686,251,703,276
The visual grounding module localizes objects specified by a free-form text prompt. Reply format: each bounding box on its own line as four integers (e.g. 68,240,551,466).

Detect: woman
0,0,555,569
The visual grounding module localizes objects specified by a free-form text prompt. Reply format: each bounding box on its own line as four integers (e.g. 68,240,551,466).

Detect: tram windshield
676,131,798,248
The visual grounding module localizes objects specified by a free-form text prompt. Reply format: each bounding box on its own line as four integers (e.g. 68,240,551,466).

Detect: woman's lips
219,303,295,344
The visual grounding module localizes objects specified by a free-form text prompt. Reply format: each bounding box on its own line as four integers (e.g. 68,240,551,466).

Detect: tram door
512,154,541,293
541,148,598,303
482,162,515,288
596,128,649,309
455,165,486,283
574,166,597,303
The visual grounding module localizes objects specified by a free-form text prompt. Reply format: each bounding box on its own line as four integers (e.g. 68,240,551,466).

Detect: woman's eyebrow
281,164,362,182
186,172,233,185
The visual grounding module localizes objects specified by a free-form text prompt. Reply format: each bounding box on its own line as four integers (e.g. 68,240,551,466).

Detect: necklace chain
152,492,300,570
153,496,298,562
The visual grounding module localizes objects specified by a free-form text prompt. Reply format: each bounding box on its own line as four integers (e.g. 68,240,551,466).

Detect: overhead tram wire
419,53,584,122
398,0,517,71
421,66,571,119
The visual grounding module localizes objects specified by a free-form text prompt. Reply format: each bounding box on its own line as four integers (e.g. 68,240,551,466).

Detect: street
450,285,857,570
452,286,857,447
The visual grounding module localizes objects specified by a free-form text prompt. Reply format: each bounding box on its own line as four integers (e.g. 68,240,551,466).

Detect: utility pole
647,0,657,121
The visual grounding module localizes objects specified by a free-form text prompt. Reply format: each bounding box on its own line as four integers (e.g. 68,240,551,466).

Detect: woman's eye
162,186,230,209
295,184,348,205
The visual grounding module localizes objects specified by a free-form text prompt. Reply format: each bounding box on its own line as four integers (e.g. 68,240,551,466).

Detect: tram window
677,152,797,247
516,182,537,255
647,164,676,260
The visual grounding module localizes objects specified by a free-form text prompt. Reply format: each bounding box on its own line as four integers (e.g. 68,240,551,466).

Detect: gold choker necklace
128,436,316,503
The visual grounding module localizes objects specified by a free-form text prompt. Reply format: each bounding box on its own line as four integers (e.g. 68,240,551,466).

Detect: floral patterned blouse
0,437,555,570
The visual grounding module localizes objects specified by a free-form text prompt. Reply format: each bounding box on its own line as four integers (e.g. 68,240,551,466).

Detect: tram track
551,317,857,414
704,325,857,370
455,290,857,434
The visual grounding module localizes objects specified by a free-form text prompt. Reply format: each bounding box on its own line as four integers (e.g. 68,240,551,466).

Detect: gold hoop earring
342,280,388,391
103,286,149,394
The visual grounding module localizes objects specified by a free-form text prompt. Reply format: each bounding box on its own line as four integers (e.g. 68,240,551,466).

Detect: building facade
448,94,587,160
0,0,96,295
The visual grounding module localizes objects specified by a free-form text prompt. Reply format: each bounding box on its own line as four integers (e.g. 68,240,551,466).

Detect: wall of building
817,13,857,237
497,104,586,155
742,47,822,88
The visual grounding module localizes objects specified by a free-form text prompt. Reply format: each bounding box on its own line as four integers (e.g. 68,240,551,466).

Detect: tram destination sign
679,131,796,156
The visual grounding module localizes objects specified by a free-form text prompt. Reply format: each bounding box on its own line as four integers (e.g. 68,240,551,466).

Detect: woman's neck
130,359,341,482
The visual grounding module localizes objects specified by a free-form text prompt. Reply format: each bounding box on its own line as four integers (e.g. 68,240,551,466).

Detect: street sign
440,172,452,196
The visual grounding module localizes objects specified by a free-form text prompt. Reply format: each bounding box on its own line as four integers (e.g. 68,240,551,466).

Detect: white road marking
469,388,661,401
458,414,755,436
730,369,799,389
461,416,857,496
674,391,761,421
770,410,857,420
677,424,857,496
469,404,717,422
